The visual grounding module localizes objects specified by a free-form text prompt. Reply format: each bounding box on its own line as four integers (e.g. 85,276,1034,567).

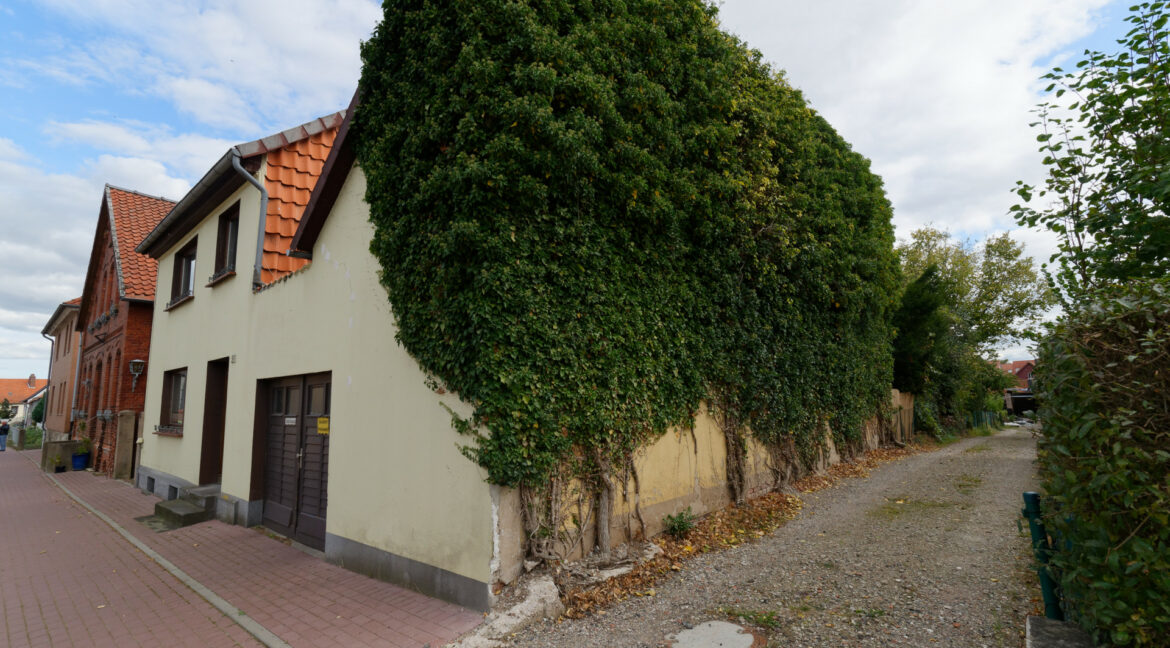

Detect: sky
0,0,1130,379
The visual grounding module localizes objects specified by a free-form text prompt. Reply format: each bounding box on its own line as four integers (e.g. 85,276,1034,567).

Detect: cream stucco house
134,103,503,610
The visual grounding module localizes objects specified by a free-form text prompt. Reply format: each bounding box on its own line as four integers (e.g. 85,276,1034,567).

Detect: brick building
76,186,175,475
40,297,82,440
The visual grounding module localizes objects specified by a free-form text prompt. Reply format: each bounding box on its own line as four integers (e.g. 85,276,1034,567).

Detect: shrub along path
509,427,1041,648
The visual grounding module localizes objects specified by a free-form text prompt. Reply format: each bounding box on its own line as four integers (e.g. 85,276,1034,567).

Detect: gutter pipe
41,333,54,436
69,336,81,437
231,146,268,290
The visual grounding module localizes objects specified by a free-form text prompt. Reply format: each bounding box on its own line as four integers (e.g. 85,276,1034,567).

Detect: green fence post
1022,491,1063,620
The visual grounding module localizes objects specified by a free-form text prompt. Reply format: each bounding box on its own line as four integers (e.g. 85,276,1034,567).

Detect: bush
914,398,941,438
22,426,43,449
663,507,697,539
1035,278,1170,646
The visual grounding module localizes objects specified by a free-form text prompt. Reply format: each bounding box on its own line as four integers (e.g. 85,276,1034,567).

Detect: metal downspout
231,147,268,289
69,335,81,437
41,333,54,436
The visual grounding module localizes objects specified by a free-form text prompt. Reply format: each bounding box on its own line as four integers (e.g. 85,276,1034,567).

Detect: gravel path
508,427,1040,647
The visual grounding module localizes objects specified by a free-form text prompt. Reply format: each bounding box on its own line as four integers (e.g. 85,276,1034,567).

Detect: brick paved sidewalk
0,449,261,648
4,450,482,648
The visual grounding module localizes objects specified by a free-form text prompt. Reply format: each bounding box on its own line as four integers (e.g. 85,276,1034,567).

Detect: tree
32,398,45,425
898,227,1054,350
891,265,950,394
0,399,12,420
895,228,1051,425
1012,2,1170,299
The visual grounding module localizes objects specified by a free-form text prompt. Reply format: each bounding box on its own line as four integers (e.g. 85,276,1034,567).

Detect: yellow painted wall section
497,391,910,567
140,162,496,584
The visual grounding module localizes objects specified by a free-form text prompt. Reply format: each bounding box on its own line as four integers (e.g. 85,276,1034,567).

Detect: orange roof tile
107,187,177,300
0,378,48,406
260,127,338,284
64,296,82,306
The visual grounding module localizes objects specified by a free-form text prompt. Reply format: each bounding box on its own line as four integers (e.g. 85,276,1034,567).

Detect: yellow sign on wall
317,416,330,435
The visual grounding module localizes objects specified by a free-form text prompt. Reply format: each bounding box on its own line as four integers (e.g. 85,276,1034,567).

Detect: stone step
1026,616,1093,648
154,498,213,528
181,484,221,511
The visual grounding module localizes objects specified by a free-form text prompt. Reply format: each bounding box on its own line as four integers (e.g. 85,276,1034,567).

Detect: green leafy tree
899,227,1054,350
896,228,1050,423
0,398,12,420
32,397,45,425
891,265,950,394
1013,2,1170,298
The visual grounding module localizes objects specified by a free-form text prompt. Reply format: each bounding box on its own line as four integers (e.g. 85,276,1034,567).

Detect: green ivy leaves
355,0,898,489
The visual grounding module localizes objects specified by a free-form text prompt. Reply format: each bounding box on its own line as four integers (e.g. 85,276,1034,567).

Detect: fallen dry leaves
561,491,802,618
559,442,930,618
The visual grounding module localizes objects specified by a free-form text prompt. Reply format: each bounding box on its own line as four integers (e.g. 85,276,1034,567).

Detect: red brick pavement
0,449,261,648
5,450,483,647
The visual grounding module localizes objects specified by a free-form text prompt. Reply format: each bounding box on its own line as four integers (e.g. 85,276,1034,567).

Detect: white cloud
158,77,258,132
49,119,234,178
716,0,1112,240
0,138,27,160
25,0,380,134
85,155,190,200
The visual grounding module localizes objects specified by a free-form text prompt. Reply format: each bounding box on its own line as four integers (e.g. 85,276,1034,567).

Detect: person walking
0,420,8,451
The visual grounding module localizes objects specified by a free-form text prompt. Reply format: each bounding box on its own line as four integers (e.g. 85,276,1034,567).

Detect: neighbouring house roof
0,377,48,407
78,186,177,327
41,297,82,336
137,112,344,286
109,187,176,300
997,360,1034,376
20,385,48,405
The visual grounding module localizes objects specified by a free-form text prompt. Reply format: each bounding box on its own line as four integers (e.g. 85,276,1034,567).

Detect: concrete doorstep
1026,616,1094,648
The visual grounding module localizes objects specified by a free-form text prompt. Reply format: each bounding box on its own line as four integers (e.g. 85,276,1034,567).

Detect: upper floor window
210,202,239,285
168,238,197,309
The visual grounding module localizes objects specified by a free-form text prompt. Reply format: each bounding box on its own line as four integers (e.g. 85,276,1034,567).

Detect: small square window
169,238,197,308
160,368,187,431
210,202,239,284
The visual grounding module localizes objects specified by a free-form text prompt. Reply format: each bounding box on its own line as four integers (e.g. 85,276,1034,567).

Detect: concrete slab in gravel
1026,616,1094,648
669,621,755,648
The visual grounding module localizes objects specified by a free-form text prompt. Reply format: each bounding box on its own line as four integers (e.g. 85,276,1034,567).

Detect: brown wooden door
261,373,330,550
199,358,229,485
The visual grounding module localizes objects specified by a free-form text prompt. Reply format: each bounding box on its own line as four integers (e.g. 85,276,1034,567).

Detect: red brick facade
76,187,174,474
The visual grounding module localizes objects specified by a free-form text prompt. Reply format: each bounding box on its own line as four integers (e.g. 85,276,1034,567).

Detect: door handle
297,447,303,469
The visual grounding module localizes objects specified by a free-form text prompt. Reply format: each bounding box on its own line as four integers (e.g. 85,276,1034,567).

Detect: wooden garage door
262,372,330,550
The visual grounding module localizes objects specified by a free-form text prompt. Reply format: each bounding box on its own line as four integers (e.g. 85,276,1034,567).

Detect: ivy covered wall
355,0,899,549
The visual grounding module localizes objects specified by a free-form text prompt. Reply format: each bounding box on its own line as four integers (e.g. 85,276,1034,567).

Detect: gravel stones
503,428,1040,648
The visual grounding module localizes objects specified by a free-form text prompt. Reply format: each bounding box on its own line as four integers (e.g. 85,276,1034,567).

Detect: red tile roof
260,127,338,283
107,187,177,300
0,378,48,406
41,296,82,336
997,360,1033,375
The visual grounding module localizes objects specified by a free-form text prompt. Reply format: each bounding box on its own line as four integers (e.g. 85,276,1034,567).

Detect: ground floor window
160,368,187,433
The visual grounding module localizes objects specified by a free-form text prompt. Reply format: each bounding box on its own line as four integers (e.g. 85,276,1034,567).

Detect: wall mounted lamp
129,359,146,392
